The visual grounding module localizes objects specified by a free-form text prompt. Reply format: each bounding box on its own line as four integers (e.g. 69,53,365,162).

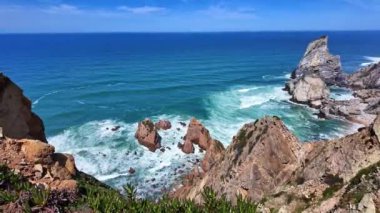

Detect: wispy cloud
44,4,82,14
117,6,166,14
342,0,380,10
197,5,256,20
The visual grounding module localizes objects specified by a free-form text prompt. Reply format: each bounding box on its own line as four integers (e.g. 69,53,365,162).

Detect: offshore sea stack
285,36,380,125
135,119,162,152
289,35,344,86
173,115,380,212
0,73,46,142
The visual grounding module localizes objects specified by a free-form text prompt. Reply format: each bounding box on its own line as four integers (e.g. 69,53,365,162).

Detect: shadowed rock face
291,36,344,86
0,73,46,142
348,62,380,89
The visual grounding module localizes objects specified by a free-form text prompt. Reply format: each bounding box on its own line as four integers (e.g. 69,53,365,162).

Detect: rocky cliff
172,115,380,212
0,73,46,142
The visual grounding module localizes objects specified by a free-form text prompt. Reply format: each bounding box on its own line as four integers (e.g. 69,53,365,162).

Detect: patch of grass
321,174,344,201
322,184,343,200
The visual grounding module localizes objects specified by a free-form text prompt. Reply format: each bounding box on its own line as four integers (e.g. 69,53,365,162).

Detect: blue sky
0,0,380,33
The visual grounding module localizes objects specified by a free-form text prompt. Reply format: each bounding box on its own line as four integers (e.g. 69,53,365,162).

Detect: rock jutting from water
285,36,380,125
155,120,172,130
289,35,345,86
135,118,162,152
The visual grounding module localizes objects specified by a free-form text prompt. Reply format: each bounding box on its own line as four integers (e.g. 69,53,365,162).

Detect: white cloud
117,6,166,14
197,6,256,20
44,4,81,14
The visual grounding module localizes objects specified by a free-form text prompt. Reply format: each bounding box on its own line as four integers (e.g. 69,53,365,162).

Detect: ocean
0,31,379,197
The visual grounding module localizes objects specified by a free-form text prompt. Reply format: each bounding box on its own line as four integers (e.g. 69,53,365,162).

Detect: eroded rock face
0,73,46,142
291,36,344,86
291,75,330,106
135,119,161,152
155,120,172,130
201,140,225,172
175,116,301,202
0,138,78,192
348,62,380,89
183,118,213,152
172,116,380,212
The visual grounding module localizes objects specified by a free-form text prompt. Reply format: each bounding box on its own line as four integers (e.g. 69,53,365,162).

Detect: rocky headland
1,35,379,212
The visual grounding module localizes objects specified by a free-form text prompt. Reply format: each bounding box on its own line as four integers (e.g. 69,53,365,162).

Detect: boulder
290,36,344,86
348,62,380,89
0,73,46,142
291,75,330,105
21,139,55,162
51,153,77,177
155,120,172,130
135,119,161,152
183,118,213,151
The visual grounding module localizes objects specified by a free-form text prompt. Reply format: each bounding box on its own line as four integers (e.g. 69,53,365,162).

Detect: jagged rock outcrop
0,73,46,142
155,120,172,130
174,116,302,202
291,75,330,108
348,62,380,89
135,119,161,152
181,118,213,153
290,36,344,86
172,115,380,212
0,138,78,192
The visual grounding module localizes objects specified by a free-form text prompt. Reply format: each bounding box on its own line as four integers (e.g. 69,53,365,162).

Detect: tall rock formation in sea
290,35,344,85
0,73,46,142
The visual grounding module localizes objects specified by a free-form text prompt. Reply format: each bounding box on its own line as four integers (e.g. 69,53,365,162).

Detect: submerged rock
155,120,172,130
0,73,46,142
291,36,344,86
135,119,161,152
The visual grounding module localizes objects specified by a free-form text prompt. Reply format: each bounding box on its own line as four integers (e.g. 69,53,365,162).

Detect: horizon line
1,29,380,35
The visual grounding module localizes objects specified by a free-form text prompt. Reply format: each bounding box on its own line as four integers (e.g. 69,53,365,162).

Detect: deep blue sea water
0,32,379,197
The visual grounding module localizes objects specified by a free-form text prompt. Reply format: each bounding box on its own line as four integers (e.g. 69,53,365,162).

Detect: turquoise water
0,32,379,197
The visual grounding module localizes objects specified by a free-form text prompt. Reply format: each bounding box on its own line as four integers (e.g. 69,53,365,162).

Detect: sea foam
361,56,380,66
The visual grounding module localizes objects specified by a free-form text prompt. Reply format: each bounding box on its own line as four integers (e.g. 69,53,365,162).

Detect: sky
0,0,380,33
